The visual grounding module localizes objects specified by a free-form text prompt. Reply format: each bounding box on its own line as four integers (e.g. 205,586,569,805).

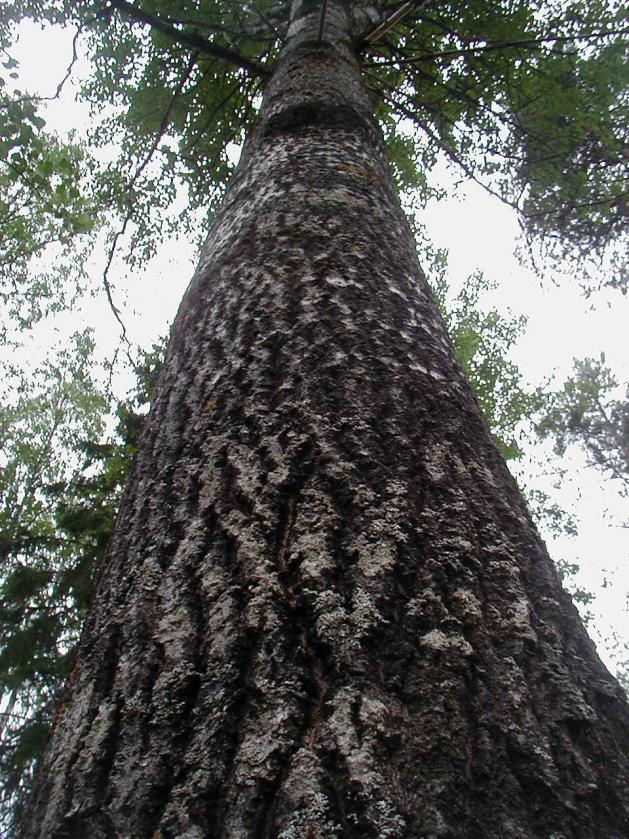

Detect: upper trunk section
287,0,352,47
248,0,377,164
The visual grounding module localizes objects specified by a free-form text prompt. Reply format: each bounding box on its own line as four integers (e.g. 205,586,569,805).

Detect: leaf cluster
363,0,628,289
536,355,629,498
430,266,541,461
0,83,97,334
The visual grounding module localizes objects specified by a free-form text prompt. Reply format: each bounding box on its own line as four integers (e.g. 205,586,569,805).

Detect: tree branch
366,28,629,64
363,0,431,45
107,0,270,80
366,69,524,215
100,51,199,349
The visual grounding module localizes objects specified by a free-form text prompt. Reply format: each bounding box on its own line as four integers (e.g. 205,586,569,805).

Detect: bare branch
363,0,431,45
107,0,270,80
100,51,199,348
365,28,629,64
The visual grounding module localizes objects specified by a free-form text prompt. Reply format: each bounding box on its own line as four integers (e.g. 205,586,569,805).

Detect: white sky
6,22,628,671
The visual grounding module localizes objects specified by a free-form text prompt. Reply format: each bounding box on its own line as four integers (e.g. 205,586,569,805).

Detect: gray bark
26,2,629,837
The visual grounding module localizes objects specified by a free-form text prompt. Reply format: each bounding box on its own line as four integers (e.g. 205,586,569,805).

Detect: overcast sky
7,21,628,671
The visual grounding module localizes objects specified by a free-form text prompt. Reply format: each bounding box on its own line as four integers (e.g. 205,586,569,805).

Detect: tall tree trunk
26,2,629,836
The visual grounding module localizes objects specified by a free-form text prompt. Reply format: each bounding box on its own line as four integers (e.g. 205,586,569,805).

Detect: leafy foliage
364,0,628,289
510,30,628,289
0,0,625,331
430,266,541,461
0,83,96,336
0,338,162,831
536,356,629,501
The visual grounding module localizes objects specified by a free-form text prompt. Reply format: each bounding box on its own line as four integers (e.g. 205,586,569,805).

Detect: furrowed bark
26,1,629,837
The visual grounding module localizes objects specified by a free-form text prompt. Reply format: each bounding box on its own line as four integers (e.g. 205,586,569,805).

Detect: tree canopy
1,0,627,334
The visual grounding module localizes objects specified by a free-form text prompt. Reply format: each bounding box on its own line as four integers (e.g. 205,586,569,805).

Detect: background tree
537,356,629,505
0,335,107,825
0,341,162,832
0,52,96,338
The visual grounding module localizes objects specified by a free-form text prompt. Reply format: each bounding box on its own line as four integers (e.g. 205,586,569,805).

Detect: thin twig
18,26,82,102
101,51,199,347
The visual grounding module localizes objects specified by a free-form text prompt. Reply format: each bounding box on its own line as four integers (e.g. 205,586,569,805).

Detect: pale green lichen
372,798,406,837
419,628,473,659
278,792,341,839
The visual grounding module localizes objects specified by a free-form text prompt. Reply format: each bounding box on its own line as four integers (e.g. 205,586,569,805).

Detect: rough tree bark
26,1,629,837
